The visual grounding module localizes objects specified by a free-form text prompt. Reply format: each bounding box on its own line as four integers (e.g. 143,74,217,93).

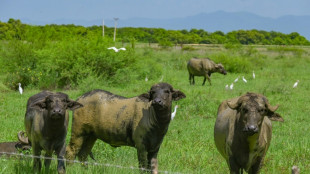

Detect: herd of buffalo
0,57,286,174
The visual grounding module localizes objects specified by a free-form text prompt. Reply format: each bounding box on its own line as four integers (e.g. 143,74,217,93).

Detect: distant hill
20,11,310,40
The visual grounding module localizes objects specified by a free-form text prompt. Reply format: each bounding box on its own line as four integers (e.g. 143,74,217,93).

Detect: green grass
0,45,310,173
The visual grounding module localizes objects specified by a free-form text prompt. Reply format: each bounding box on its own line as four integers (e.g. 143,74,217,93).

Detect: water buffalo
0,131,31,157
187,57,227,85
66,83,186,173
24,91,83,174
214,92,284,174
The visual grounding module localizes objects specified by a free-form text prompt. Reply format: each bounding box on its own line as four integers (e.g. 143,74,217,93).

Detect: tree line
0,18,309,46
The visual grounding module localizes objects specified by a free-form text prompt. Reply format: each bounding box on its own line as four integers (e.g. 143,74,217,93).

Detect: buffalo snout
243,124,259,135
152,98,168,109
51,108,64,118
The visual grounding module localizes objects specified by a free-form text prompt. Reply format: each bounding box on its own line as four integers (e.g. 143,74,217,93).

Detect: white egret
171,105,179,120
145,76,148,82
159,75,164,82
234,77,239,83
18,83,23,95
230,83,234,90
293,80,299,88
253,71,255,79
107,47,126,52
225,84,229,90
242,76,247,83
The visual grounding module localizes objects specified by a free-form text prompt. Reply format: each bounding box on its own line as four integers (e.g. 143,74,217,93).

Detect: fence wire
0,152,182,174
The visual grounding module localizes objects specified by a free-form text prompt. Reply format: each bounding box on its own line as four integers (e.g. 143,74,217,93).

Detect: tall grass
0,44,310,173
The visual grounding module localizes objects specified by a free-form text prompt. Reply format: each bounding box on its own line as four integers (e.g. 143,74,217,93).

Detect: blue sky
1,0,310,22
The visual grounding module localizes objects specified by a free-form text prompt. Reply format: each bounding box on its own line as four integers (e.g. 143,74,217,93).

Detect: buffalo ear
172,90,186,101
268,112,284,122
227,100,240,110
67,100,83,111
138,93,150,101
31,99,47,110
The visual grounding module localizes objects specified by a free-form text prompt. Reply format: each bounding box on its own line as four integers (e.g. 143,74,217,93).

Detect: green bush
211,52,265,73
0,38,166,90
181,46,196,51
158,39,173,48
0,38,138,89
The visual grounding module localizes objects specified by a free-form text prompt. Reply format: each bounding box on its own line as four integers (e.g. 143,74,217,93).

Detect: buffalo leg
249,157,263,174
56,143,67,174
203,74,211,86
228,157,241,174
202,77,206,86
192,75,195,85
66,135,85,162
189,73,192,85
44,150,53,173
77,135,97,162
137,148,148,173
147,151,159,174
32,144,42,173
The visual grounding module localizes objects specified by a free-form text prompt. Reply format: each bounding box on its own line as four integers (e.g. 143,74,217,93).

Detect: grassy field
0,44,310,173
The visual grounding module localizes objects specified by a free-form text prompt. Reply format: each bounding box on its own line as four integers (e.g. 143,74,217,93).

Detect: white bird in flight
107,47,126,52
18,83,23,95
171,105,179,120
230,83,234,90
252,71,255,79
242,76,247,83
234,77,239,83
293,80,299,88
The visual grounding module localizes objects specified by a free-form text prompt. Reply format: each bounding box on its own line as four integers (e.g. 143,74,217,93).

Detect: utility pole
113,18,119,42
102,19,104,37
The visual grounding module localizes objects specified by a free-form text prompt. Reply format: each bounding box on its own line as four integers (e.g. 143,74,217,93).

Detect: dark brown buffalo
0,131,31,157
24,91,83,174
187,57,227,85
66,83,186,173
214,92,284,174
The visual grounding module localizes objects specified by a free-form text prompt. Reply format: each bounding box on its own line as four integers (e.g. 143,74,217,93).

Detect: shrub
0,38,137,89
181,46,196,51
210,52,265,73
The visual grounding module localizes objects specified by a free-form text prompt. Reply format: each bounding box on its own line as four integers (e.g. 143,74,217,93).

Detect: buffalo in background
0,131,31,157
187,57,227,86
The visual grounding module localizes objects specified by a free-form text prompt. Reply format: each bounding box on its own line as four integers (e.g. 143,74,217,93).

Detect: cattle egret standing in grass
18,83,23,95
159,75,164,82
253,71,255,79
145,76,148,82
230,83,234,90
242,76,247,83
234,77,239,83
225,84,229,90
293,80,299,88
171,105,179,120
107,47,126,52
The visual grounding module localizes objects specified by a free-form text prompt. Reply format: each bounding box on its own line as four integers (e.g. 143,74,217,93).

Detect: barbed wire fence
0,152,183,174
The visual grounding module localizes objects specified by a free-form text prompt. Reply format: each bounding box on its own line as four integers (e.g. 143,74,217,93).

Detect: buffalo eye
164,90,170,94
258,108,265,113
242,108,248,113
